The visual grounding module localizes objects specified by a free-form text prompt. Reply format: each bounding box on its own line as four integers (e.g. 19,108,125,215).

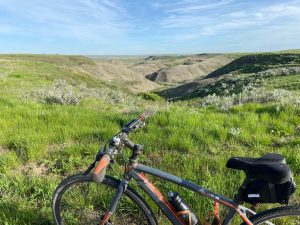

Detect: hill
158,53,300,100
145,54,235,83
0,54,160,93
205,53,300,79
86,54,235,91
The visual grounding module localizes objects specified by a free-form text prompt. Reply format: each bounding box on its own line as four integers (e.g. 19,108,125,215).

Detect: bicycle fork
100,179,129,225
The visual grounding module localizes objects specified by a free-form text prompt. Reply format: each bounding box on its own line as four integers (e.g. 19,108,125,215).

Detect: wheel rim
57,180,149,225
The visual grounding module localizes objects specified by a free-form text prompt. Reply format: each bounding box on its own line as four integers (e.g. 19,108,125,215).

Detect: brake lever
96,145,106,161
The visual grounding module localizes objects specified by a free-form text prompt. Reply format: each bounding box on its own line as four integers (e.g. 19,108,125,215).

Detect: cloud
0,0,299,54
0,0,130,42
166,0,236,13
159,1,300,36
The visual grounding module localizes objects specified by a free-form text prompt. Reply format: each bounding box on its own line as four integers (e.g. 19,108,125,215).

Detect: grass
0,54,300,224
0,58,105,99
0,54,95,66
1,99,300,224
265,74,300,90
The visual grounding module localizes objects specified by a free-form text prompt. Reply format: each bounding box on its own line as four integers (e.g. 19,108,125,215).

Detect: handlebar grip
92,155,110,183
123,110,156,133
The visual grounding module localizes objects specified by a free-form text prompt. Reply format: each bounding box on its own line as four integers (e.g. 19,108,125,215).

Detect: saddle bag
245,176,296,204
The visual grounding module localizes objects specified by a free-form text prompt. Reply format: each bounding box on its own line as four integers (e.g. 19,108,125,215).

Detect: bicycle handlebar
122,110,155,134
91,111,155,183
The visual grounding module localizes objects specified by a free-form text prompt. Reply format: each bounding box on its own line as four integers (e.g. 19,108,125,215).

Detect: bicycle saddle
226,153,291,184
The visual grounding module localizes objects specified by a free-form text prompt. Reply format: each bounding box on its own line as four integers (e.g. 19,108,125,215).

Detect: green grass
0,54,300,224
1,99,300,224
265,74,300,90
0,60,101,99
0,54,95,66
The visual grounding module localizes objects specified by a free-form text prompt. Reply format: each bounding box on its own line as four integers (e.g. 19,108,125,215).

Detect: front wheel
241,205,300,225
51,174,158,225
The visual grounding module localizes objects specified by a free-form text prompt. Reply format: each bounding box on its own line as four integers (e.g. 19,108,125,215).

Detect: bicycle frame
105,163,254,225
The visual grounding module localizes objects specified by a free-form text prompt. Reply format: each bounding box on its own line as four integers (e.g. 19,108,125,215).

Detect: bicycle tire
240,205,300,225
52,174,158,225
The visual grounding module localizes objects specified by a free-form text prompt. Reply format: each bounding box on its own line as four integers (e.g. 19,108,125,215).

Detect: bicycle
52,112,299,225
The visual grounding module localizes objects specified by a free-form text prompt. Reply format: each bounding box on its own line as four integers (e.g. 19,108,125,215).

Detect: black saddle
226,153,291,184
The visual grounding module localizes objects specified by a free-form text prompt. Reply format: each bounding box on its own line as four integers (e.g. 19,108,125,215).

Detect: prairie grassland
0,55,300,224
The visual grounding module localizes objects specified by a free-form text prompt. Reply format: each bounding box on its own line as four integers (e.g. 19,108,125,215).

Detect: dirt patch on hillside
20,162,49,176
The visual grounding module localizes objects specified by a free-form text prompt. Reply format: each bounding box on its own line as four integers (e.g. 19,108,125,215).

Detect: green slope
206,53,300,78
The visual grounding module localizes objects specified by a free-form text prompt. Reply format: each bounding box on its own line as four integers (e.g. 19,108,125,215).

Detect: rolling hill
158,53,300,100
145,54,235,83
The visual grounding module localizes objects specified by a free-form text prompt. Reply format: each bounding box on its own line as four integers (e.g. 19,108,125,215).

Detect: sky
0,0,299,55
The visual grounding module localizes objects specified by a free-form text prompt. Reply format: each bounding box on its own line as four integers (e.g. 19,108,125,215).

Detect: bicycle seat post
233,176,251,204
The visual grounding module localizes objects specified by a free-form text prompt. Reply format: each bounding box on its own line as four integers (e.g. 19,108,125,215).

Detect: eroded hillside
84,54,235,92
144,54,235,83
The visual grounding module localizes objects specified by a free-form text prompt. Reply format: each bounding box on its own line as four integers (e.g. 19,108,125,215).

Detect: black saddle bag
245,177,296,204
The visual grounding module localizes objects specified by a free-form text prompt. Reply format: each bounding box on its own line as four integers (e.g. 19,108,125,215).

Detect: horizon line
0,48,299,57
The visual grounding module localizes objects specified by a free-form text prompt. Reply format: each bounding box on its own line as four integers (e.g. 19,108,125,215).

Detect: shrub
257,66,300,77
138,92,163,102
37,79,81,105
201,84,299,111
33,80,145,110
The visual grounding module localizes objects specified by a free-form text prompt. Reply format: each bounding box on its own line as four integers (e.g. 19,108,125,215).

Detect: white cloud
0,0,130,42
159,1,300,36
166,0,235,13
0,0,299,54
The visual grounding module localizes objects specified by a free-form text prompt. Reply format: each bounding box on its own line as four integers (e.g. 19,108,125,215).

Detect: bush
34,80,144,109
138,92,163,102
201,84,299,111
257,66,300,77
37,79,81,105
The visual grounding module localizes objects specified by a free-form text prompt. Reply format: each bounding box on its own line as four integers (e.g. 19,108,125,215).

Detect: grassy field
0,54,300,224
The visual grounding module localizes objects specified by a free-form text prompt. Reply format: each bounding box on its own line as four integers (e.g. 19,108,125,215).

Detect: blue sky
0,0,299,55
